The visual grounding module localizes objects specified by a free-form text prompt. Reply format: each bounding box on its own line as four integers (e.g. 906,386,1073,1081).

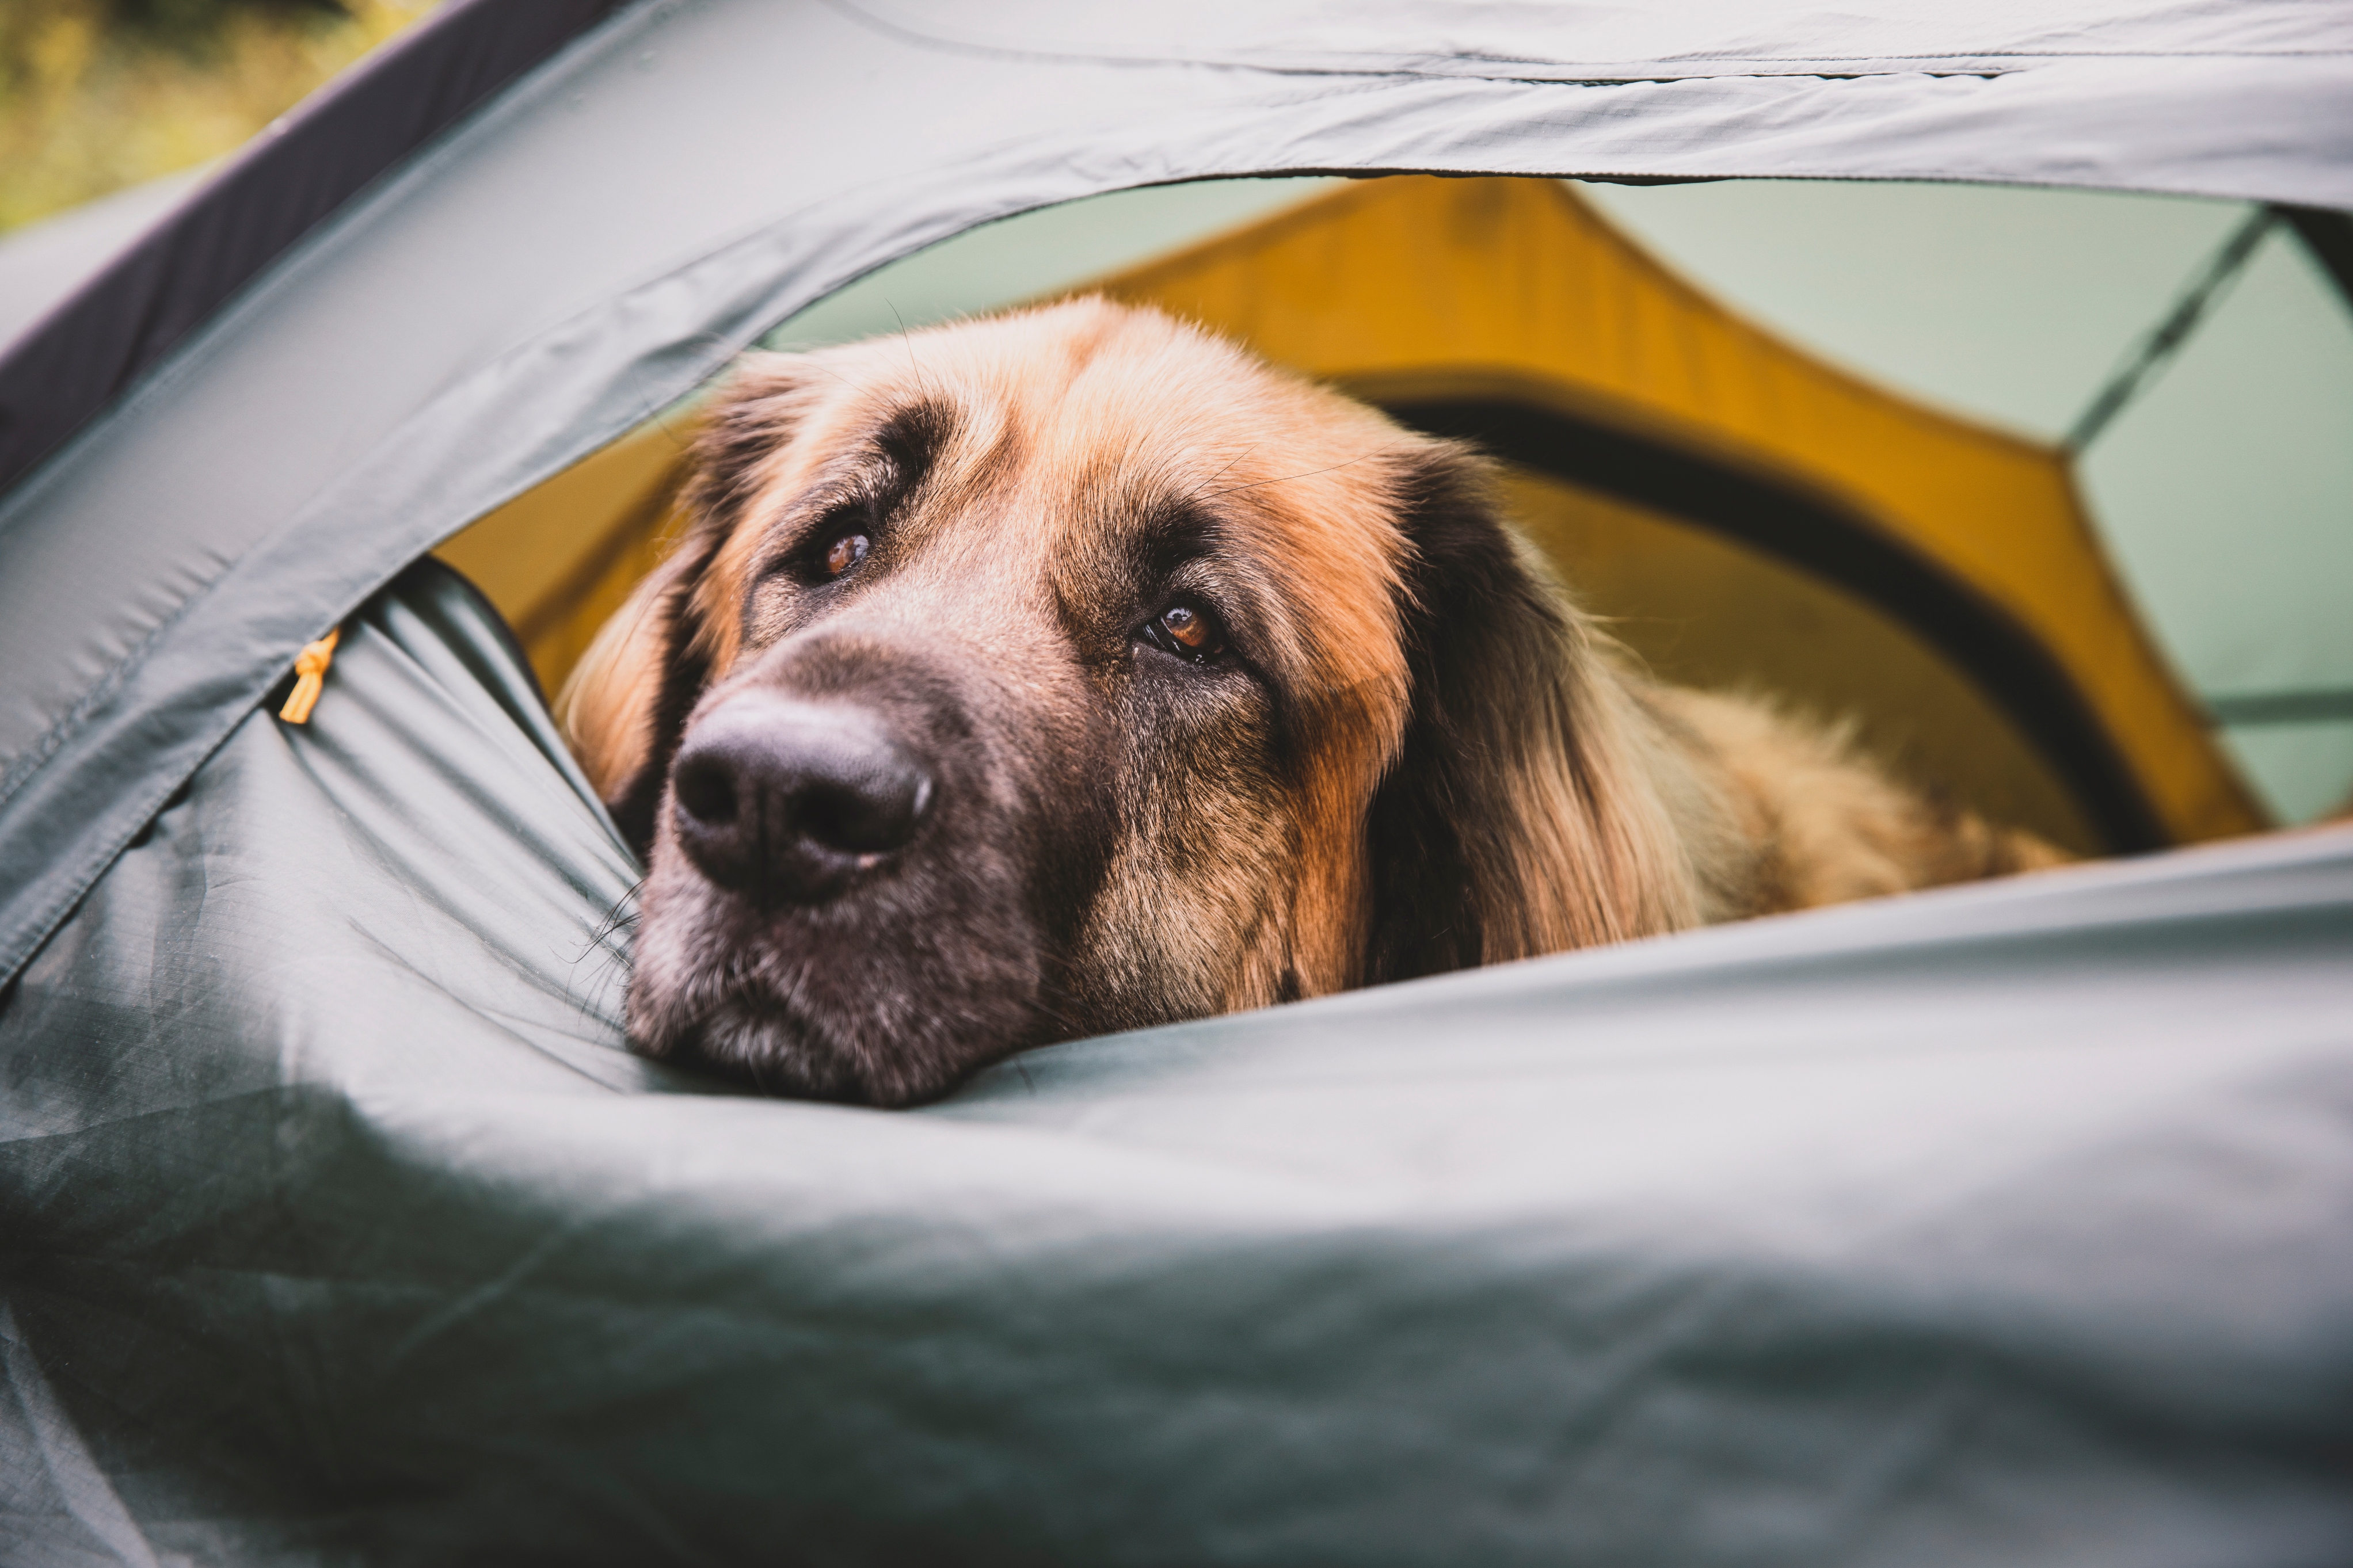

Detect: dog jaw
625,812,1056,1104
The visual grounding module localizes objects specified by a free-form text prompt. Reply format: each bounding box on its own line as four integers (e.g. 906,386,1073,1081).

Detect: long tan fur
563,298,2062,1104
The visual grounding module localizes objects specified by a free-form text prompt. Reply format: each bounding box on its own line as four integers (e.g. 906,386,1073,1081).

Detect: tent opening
438,172,2353,858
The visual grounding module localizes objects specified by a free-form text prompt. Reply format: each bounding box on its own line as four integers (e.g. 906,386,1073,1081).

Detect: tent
3,2,2351,1561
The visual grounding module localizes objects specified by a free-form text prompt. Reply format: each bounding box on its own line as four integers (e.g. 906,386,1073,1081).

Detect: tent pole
2065,205,2278,453
2276,205,2353,316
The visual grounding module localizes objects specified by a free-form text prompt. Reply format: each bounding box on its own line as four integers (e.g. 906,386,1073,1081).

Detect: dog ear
557,353,817,857
1361,443,1699,984
556,532,718,857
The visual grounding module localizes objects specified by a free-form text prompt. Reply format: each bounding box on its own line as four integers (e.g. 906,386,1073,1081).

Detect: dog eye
1162,605,1216,651
822,531,870,578
1142,601,1227,662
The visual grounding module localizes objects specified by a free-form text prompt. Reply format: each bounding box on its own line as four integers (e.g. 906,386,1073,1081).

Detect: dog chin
626,893,1047,1106
635,965,978,1104
645,991,871,1101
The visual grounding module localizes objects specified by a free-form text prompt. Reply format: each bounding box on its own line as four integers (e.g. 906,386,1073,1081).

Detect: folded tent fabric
3,559,2351,1561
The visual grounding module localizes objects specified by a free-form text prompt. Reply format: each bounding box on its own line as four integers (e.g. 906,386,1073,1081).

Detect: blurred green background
0,0,427,234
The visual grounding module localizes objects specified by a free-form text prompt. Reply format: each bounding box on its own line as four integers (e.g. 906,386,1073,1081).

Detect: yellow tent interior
437,176,2268,858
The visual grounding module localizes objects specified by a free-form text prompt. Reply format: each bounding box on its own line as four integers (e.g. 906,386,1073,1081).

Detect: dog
561,299,2062,1106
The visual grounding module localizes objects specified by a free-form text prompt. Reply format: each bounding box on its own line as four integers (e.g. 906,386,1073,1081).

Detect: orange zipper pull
278,627,341,724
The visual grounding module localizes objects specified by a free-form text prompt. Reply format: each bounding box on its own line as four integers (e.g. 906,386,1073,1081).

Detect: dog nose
669,693,934,901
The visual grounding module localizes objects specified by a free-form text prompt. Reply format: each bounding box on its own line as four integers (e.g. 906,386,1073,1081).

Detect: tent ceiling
1574,181,2353,823
0,165,211,358
1073,176,2259,848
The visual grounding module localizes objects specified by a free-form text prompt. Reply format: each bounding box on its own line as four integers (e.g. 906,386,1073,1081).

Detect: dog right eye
820,530,870,578
1139,600,1229,664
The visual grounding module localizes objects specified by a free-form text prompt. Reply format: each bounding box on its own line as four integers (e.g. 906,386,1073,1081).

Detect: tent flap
3,558,2351,1562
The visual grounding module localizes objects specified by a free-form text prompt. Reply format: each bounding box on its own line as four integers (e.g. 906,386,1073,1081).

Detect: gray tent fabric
2,0,2352,986
5,1,2353,1559
4,560,2351,1562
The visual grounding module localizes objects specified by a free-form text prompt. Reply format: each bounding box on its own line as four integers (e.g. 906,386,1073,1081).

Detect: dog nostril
673,752,739,828
799,770,931,857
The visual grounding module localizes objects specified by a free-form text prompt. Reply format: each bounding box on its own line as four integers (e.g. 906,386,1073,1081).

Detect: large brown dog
562,299,2059,1105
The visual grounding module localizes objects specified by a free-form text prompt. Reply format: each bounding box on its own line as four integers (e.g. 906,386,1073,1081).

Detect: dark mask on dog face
565,301,1681,1104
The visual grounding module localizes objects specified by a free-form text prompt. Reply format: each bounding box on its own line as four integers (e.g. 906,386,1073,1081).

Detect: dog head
563,299,1692,1104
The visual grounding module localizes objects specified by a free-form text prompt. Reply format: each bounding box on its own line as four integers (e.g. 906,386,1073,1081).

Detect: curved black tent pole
0,0,620,504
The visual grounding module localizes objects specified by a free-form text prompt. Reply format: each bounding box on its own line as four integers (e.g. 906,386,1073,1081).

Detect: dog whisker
1202,451,1378,500
1186,445,1256,502
884,298,945,410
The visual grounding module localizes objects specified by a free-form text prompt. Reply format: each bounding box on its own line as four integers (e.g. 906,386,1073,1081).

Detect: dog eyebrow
1134,496,1225,579
786,397,961,532
873,398,955,478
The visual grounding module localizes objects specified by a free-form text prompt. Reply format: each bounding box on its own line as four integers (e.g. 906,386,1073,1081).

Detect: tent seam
819,3,2350,77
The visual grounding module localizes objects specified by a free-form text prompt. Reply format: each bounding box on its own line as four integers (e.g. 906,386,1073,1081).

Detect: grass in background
0,0,430,234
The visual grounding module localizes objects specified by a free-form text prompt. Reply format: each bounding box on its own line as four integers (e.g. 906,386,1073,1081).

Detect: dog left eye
1141,601,1227,663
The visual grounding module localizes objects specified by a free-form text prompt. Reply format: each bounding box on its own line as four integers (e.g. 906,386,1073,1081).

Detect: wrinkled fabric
3,562,2350,1564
